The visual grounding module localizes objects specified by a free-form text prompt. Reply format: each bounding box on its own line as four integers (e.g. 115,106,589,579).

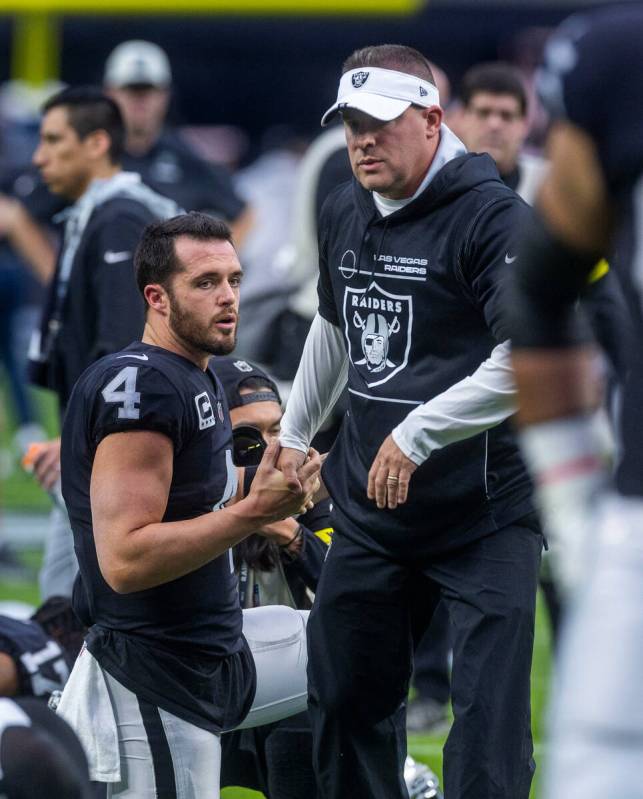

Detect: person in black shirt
507,5,643,797
103,40,253,246
279,45,542,799
56,212,321,798
0,597,83,701
25,86,180,601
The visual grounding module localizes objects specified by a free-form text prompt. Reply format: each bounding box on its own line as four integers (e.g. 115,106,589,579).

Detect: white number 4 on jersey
101,366,141,419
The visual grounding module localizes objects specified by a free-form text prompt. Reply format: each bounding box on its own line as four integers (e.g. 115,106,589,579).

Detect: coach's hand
276,446,308,492
251,440,321,523
368,435,417,510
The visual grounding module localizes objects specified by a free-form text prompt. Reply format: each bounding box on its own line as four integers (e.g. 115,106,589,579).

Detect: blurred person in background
0,153,61,469
460,62,546,203
104,40,254,246
507,5,643,796
26,86,179,600
233,127,306,363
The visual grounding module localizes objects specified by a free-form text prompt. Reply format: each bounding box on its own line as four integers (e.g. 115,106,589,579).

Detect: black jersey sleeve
538,6,643,189
90,363,187,451
458,196,531,342
281,498,332,591
316,197,340,326
89,213,147,363
0,617,68,699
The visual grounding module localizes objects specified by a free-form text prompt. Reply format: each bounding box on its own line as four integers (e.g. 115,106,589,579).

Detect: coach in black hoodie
279,46,540,799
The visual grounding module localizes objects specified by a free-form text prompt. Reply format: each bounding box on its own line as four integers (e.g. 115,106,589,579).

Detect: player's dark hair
460,62,528,116
342,44,435,85
234,536,279,573
31,596,86,666
42,86,125,163
135,211,234,299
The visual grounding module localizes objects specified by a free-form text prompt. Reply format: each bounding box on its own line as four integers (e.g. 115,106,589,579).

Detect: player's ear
424,105,443,139
144,283,170,315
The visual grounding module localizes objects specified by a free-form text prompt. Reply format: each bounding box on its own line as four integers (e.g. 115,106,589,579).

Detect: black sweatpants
307,516,542,799
413,601,452,705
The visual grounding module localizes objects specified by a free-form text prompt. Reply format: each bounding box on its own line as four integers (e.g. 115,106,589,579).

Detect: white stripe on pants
90,605,309,798
103,671,221,798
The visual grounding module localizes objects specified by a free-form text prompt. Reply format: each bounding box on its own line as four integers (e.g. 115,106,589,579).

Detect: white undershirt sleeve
279,313,348,454
392,340,517,466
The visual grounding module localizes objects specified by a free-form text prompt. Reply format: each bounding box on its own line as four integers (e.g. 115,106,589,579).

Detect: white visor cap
321,66,440,127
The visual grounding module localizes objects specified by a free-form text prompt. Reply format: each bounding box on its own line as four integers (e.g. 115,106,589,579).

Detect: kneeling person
57,213,320,798
216,356,442,799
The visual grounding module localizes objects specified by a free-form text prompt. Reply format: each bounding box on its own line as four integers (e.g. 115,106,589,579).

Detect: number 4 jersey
60,341,255,733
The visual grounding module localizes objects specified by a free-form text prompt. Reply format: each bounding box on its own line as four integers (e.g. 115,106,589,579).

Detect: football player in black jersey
507,5,643,797
0,598,84,701
56,212,321,798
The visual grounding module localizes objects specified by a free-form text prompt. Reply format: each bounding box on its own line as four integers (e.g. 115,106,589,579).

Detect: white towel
57,645,120,782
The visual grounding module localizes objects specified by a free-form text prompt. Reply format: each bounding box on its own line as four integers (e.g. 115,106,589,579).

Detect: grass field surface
0,383,552,798
0,574,552,799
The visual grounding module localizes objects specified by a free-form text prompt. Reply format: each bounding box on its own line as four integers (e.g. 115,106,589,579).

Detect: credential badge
351,71,370,89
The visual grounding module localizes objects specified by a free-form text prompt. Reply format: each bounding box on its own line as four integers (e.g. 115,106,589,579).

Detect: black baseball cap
209,357,282,410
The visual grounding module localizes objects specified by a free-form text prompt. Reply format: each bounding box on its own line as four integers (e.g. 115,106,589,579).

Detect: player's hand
276,446,307,492
367,434,417,510
250,439,321,523
23,438,61,492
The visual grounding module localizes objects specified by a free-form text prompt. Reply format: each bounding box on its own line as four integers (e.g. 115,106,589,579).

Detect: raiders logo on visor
351,71,369,88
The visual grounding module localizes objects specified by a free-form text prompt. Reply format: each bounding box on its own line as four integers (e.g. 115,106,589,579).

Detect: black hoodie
317,152,536,558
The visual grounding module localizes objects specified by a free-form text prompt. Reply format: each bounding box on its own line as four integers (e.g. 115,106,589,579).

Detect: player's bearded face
167,287,238,356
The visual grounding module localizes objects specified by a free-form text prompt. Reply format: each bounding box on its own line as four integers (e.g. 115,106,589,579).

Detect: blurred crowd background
0,0,600,531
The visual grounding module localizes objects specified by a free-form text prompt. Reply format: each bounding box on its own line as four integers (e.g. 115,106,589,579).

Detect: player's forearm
512,347,602,424
280,313,348,452
98,496,267,593
392,340,517,465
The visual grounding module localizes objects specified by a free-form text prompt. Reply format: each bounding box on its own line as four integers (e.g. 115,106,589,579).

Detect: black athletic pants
413,602,452,706
307,516,542,799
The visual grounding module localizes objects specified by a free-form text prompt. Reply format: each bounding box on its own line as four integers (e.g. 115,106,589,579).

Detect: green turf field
1,385,59,511
0,381,552,798
0,571,552,799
